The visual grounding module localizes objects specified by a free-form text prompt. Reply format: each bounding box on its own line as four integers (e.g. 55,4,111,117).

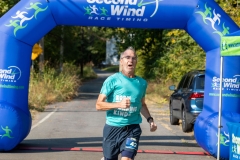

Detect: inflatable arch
1,0,240,159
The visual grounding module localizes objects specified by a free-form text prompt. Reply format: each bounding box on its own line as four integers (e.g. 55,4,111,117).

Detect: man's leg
103,124,122,160
120,125,142,160
121,150,136,160
102,157,118,160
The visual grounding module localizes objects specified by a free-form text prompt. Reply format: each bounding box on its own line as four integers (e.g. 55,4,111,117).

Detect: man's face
120,49,137,74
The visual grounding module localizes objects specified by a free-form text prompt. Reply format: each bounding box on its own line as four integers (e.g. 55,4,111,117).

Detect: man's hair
120,46,136,58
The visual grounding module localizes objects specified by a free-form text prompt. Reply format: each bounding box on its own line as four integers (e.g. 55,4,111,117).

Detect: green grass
28,63,96,112
101,65,119,72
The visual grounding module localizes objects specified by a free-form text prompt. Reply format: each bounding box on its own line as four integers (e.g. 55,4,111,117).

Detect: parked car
168,70,205,132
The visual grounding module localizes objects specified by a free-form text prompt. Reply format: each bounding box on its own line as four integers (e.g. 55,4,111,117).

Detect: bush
28,63,96,111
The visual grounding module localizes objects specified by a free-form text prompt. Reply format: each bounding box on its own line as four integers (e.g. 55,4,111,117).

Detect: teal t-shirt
100,72,147,127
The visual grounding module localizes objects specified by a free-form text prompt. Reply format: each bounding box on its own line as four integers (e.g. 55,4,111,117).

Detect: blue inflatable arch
1,0,240,158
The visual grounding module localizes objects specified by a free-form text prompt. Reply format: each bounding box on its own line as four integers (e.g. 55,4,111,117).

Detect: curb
16,146,210,156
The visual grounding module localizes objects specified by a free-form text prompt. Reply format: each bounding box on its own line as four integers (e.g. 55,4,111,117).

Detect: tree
0,0,19,17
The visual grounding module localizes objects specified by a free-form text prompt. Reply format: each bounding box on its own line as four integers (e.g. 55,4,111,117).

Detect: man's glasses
121,56,137,61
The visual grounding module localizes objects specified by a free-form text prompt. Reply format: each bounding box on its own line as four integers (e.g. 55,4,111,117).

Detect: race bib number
125,137,138,150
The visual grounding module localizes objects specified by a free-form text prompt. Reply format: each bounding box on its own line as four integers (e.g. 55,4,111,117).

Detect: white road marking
31,108,57,130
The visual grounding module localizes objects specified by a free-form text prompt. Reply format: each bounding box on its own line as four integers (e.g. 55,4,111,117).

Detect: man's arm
96,94,130,111
141,97,157,132
140,97,152,119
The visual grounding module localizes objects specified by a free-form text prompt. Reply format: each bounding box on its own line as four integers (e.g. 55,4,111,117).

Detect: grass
101,65,119,72
146,81,174,105
28,63,97,113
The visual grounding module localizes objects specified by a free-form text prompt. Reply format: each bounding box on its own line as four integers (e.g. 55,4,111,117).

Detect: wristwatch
147,117,154,123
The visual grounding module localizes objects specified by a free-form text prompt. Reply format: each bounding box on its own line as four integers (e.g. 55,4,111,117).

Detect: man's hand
119,98,131,109
149,121,157,132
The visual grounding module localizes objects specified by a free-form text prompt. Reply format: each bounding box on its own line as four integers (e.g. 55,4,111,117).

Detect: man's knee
121,150,136,159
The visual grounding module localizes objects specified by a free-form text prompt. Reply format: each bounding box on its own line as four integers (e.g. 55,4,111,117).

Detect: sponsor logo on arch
83,0,163,22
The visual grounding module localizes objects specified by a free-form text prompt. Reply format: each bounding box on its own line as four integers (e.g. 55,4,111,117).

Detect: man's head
120,46,137,77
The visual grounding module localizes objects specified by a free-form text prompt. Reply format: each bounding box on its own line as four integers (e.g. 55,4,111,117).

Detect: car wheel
169,103,179,125
182,107,193,132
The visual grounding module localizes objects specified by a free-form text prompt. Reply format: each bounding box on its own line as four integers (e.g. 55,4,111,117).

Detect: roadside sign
32,43,42,60
221,36,240,56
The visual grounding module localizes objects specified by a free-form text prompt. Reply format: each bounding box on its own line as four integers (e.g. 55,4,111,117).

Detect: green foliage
0,0,19,17
82,63,98,80
112,28,164,79
155,29,205,83
40,26,113,69
112,28,205,83
217,0,240,26
85,27,112,66
41,26,62,66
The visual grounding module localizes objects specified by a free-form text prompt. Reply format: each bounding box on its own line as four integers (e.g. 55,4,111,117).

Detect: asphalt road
0,69,216,160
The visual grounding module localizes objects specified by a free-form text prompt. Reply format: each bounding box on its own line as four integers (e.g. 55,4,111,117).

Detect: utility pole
80,27,84,77
39,37,44,73
60,25,64,72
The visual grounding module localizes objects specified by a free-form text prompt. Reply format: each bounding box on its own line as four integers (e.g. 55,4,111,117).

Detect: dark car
168,70,205,132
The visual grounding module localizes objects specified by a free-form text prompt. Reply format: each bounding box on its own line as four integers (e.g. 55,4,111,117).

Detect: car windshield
195,75,205,90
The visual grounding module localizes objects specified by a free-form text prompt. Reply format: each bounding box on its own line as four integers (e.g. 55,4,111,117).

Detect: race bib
125,137,138,150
